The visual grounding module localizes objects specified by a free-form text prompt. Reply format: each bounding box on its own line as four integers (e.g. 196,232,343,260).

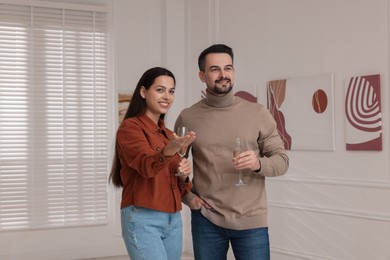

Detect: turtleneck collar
204,89,235,108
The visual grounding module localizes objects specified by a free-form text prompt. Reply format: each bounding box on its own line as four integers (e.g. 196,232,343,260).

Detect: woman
109,67,196,260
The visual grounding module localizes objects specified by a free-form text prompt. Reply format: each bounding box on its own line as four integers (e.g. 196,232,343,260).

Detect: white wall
2,0,389,259
0,0,167,259
115,1,390,259
184,0,390,259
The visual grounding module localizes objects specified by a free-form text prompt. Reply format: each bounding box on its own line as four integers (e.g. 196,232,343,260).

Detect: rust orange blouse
116,114,192,213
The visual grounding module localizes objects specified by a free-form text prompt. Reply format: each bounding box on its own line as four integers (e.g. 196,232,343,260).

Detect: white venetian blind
0,2,109,230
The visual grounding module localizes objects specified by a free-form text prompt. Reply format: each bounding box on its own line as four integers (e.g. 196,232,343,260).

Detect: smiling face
140,75,175,124
199,53,235,95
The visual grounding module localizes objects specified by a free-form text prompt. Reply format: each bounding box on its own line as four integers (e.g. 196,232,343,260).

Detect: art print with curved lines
345,74,382,151
267,74,335,151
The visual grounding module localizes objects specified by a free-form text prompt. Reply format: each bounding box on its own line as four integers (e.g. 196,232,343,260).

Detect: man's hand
233,150,261,172
187,196,212,210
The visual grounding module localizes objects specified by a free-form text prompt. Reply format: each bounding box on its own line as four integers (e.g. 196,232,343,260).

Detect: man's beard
210,79,234,95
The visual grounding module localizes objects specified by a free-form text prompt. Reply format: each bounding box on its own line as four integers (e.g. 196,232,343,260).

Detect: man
175,44,289,260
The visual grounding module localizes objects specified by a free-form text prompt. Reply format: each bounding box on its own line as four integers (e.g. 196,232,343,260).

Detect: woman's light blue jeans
191,210,270,260
121,206,183,260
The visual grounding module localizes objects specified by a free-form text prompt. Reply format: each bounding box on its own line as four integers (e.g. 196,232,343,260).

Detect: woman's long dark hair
109,67,176,187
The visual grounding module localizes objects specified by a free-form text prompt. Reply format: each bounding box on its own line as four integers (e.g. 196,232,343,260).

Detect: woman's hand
163,131,196,157
177,157,192,178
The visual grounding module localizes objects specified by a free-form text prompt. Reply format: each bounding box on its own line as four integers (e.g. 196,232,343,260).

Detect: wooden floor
82,252,194,260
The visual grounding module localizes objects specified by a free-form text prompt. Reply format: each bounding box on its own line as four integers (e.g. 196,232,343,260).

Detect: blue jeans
121,206,183,260
191,210,270,260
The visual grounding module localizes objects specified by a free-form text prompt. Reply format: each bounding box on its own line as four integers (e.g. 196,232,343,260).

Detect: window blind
0,2,109,230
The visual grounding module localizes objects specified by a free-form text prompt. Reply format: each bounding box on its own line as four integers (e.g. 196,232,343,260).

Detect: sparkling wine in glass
233,137,246,187
175,126,188,176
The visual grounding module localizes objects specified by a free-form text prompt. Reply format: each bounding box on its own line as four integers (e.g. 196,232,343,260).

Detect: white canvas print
267,74,335,151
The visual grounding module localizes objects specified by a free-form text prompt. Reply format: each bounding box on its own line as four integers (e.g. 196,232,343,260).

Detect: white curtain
0,1,109,230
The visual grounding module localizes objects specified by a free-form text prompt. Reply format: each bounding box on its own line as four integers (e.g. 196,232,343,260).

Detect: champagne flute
233,137,246,187
175,126,188,176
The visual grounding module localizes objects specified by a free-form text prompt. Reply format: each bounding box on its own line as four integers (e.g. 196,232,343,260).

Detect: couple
109,44,289,260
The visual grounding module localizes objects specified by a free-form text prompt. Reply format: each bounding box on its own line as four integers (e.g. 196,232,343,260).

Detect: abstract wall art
118,93,132,124
345,74,382,151
235,90,257,103
267,74,335,151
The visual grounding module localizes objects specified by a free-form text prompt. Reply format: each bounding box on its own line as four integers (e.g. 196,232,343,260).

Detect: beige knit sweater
175,90,289,230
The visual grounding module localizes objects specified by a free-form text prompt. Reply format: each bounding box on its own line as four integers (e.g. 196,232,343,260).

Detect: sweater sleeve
257,108,289,177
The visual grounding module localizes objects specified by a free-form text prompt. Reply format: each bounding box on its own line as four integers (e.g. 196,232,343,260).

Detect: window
0,1,109,230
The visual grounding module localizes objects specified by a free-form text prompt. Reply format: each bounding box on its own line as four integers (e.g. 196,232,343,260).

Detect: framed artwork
267,74,335,151
235,90,257,103
118,93,132,124
345,74,382,151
